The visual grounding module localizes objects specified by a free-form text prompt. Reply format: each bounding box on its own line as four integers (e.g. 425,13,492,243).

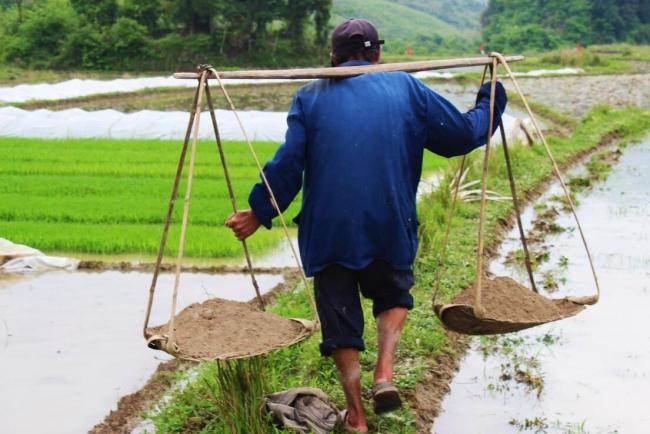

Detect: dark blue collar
336,60,372,68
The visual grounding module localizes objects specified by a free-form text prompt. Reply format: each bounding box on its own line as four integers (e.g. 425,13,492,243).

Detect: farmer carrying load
226,18,507,433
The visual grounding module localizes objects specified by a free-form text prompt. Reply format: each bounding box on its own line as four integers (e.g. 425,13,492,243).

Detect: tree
122,0,163,36
6,0,77,67
70,0,118,27
313,0,332,46
590,0,624,43
108,17,151,64
482,0,648,50
171,0,219,35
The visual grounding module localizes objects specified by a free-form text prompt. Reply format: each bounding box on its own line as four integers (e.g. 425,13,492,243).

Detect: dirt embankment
90,359,187,434
504,73,650,118
78,260,289,275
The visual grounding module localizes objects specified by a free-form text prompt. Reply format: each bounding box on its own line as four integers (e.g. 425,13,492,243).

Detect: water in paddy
0,270,283,434
433,137,650,434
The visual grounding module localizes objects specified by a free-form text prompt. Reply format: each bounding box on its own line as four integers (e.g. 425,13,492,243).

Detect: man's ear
372,48,381,65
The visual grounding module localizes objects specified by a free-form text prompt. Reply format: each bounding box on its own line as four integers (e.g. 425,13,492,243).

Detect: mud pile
452,276,584,323
147,298,310,360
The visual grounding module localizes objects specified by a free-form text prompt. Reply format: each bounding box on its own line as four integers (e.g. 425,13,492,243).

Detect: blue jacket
249,60,507,276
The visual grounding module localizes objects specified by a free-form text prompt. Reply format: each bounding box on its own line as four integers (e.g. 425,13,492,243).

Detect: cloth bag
266,387,340,434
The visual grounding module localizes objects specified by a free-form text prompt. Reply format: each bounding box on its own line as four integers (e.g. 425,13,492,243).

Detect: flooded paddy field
433,136,650,434
0,269,284,434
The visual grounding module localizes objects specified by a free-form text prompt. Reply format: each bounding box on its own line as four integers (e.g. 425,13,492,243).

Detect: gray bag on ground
266,387,340,434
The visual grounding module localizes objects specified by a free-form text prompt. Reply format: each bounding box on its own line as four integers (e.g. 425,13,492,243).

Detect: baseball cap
331,19,384,56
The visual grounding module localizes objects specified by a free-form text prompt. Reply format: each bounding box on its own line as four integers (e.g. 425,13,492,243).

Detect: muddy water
433,137,650,434
0,270,283,434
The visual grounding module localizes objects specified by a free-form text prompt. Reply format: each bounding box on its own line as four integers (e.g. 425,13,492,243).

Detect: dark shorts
314,260,415,357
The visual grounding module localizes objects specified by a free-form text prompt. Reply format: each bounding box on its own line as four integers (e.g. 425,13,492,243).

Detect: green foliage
121,0,163,35
107,17,152,67
488,23,561,52
70,0,118,26
0,0,334,70
4,0,77,69
482,0,650,51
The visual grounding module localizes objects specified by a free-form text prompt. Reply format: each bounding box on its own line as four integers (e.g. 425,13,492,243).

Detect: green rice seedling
0,137,445,259
209,357,273,434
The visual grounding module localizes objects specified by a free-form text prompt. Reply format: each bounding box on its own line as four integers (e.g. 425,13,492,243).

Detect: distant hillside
482,0,650,51
331,0,488,52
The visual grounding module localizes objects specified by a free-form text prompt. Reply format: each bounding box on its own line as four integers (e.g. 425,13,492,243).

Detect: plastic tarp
0,74,456,104
0,105,533,144
0,238,79,273
0,107,290,141
0,76,310,104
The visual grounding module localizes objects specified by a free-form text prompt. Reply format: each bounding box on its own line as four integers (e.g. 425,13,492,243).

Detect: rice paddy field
0,137,447,259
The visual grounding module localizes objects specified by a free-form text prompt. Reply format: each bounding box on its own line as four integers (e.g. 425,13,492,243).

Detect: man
226,19,506,433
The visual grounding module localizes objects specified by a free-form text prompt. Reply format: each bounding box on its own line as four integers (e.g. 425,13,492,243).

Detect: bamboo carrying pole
173,55,524,80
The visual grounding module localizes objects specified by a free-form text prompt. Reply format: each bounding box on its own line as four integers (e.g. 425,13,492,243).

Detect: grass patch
0,137,445,258
515,48,628,75
147,105,650,433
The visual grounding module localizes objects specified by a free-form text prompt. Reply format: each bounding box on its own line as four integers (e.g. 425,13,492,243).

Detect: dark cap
331,19,384,55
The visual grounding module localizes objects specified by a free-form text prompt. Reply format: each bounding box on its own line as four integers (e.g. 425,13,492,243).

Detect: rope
491,52,600,305
473,57,499,318
206,66,321,327
204,82,265,310
166,70,209,351
143,78,201,336
499,121,538,292
432,65,488,306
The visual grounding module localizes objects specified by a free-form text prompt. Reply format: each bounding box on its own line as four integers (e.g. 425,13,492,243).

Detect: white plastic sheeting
1,256,80,273
0,106,530,144
412,70,457,80
0,238,41,261
0,238,79,273
0,106,289,141
0,73,455,104
0,68,584,104
512,67,584,77
0,76,308,104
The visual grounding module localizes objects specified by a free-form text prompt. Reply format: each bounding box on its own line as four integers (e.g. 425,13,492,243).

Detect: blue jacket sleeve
418,80,507,157
248,93,306,229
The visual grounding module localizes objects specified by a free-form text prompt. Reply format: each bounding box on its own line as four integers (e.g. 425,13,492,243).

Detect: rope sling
142,66,318,361
432,53,601,335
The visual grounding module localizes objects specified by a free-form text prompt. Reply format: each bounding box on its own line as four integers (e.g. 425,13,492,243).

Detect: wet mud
504,73,650,118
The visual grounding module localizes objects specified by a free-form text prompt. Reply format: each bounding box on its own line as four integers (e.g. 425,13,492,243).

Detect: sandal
372,382,402,414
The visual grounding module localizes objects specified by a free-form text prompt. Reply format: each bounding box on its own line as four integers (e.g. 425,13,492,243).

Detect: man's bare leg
333,348,368,433
374,307,408,384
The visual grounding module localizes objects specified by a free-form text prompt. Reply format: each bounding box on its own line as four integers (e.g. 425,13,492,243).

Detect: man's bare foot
341,409,369,433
